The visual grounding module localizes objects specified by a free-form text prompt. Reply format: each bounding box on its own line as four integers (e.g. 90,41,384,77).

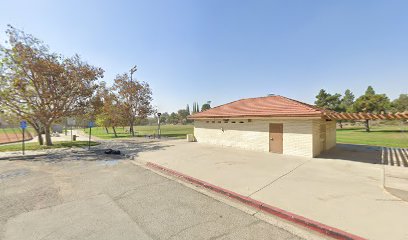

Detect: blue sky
1,0,407,113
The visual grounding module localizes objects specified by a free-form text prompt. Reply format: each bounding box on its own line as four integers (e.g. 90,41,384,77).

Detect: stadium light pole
129,65,137,137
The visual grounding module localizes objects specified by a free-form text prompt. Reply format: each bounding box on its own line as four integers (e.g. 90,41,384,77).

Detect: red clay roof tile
189,95,326,119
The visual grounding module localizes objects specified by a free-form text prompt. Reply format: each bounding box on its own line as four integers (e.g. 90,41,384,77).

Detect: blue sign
20,121,27,129
88,121,94,128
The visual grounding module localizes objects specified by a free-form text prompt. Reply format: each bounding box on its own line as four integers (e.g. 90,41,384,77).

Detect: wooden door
269,123,283,154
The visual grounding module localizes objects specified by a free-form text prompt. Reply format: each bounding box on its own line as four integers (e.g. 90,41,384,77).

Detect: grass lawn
83,124,407,148
336,125,408,148
0,141,100,152
84,125,194,139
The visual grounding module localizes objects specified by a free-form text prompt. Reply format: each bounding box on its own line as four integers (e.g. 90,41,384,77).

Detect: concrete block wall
194,120,269,152
283,120,314,157
325,120,337,150
194,119,318,158
312,120,323,157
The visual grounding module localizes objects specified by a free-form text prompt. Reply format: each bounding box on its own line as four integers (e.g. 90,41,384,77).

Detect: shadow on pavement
318,143,408,167
0,139,174,163
318,143,382,164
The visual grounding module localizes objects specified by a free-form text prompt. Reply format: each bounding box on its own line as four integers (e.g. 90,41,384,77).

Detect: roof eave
188,114,324,120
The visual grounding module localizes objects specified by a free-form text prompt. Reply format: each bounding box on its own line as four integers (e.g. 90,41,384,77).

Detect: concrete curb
146,162,366,240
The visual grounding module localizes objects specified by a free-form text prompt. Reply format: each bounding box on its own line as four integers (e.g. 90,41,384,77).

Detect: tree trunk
130,123,135,137
365,119,370,132
338,120,343,129
35,128,44,145
112,126,117,137
130,117,135,137
44,125,53,145
105,127,109,134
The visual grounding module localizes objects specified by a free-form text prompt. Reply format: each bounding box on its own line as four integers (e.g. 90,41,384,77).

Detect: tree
0,25,104,145
160,112,169,124
315,89,345,128
315,89,331,109
201,101,211,111
168,112,179,124
192,102,197,113
314,89,342,111
341,89,355,113
112,73,153,136
186,104,190,115
95,91,124,137
353,86,391,132
391,94,408,112
177,109,189,124
365,86,376,95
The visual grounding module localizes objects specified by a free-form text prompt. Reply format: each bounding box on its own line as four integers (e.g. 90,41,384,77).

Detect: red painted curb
146,162,366,240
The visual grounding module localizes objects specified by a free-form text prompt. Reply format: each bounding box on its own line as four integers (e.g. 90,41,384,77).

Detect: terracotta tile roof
189,95,326,119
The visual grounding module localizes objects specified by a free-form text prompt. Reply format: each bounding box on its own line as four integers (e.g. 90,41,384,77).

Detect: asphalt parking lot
0,146,306,240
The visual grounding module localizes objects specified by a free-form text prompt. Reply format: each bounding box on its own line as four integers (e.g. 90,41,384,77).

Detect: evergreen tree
315,89,331,108
314,89,342,111
186,104,190,115
365,86,376,95
341,89,355,113
353,86,391,132
192,102,196,113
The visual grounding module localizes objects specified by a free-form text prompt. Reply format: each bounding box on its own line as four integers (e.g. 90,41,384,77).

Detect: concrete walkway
136,140,408,240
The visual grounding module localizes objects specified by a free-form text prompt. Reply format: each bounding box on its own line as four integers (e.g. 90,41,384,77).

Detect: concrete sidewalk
136,140,408,240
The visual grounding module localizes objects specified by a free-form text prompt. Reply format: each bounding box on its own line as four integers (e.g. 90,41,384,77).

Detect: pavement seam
247,159,311,197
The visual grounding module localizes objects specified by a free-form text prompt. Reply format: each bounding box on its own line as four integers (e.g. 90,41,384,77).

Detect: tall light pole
129,65,137,137
130,65,137,81
157,112,161,138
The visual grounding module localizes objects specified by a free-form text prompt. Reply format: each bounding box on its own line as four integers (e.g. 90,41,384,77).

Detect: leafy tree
186,104,190,115
177,109,189,124
391,94,408,112
95,87,124,137
201,101,211,111
160,112,169,124
0,25,104,145
168,112,179,124
353,86,391,132
112,73,153,136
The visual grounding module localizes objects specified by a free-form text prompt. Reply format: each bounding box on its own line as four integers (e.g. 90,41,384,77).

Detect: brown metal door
269,123,283,154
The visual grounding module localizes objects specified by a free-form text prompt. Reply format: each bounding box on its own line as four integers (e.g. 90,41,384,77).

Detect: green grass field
84,125,194,139
0,141,100,152
86,124,408,148
336,125,408,148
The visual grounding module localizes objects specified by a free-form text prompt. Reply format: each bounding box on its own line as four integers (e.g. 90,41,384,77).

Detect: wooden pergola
323,112,408,120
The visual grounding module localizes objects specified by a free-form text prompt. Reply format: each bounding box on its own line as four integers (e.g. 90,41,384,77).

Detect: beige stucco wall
193,118,336,158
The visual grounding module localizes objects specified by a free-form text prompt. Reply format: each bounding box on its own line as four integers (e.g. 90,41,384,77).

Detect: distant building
189,95,336,158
